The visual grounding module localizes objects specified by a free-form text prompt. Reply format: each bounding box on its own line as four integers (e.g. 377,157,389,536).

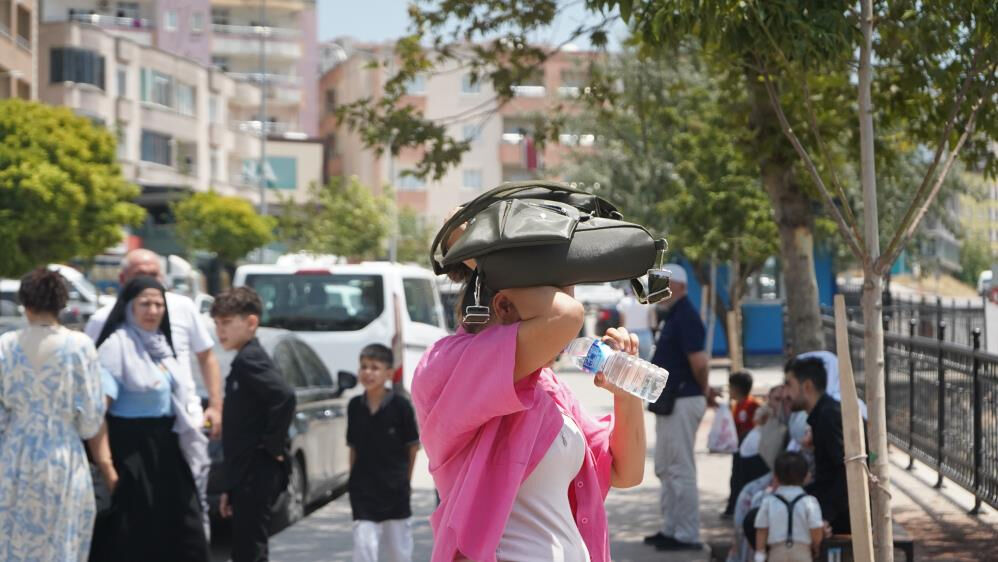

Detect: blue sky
317,0,625,47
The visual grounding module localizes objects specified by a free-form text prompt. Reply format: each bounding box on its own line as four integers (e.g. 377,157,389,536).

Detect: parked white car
0,265,114,322
233,261,449,391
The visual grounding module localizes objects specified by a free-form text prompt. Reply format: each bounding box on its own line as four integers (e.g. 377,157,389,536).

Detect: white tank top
497,413,591,562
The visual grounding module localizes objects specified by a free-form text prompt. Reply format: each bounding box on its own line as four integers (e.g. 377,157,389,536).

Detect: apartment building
319,39,598,226
38,0,317,136
0,0,37,100
38,20,320,254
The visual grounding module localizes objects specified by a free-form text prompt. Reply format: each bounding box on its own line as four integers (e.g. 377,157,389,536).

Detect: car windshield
245,273,384,331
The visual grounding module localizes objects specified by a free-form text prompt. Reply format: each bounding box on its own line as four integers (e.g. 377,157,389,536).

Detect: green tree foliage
397,206,433,266
959,236,992,287
0,99,144,277
565,47,777,291
172,192,274,267
279,176,390,260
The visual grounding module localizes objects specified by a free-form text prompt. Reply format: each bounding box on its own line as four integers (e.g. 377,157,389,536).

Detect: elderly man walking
644,264,710,552
85,248,223,539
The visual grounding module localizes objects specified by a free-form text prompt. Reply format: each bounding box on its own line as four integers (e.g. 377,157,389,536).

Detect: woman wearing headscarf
87,277,210,562
0,268,105,561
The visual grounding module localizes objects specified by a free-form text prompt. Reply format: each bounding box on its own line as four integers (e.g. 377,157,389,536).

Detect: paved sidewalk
268,363,998,561
270,368,742,562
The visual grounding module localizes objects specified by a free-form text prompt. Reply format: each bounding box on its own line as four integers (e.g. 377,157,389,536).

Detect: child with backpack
753,451,824,562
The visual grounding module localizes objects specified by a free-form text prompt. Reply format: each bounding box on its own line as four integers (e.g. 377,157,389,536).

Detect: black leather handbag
431,180,673,306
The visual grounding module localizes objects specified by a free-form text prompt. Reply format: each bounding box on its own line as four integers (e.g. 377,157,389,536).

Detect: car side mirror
335,370,357,397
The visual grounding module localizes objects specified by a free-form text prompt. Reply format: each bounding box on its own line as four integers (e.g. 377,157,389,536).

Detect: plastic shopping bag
707,402,739,454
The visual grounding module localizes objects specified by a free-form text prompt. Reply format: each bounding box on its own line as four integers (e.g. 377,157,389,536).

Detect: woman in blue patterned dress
0,267,106,561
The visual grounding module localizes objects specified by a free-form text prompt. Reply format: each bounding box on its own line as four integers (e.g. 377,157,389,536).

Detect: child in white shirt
754,451,824,562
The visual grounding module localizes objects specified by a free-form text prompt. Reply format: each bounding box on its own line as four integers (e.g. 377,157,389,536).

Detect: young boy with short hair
725,370,761,517
212,287,296,562
348,344,420,562
754,451,824,562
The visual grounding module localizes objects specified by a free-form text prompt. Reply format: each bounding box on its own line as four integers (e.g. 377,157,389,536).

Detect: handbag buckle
632,239,673,305
463,270,491,325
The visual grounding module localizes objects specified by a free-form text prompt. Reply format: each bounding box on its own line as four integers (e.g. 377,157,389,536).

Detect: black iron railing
822,315,998,513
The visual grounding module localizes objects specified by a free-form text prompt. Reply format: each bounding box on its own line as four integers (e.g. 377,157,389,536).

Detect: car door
400,275,449,390
271,338,325,502
291,340,346,493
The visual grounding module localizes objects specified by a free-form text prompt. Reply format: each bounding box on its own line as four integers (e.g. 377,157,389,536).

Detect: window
177,83,195,116
244,273,385,332
117,69,127,97
402,278,443,327
324,88,336,113
292,341,334,387
462,169,483,190
209,95,219,123
211,56,229,72
164,10,177,31
396,172,426,191
462,124,480,142
461,73,480,94
117,2,140,19
210,149,220,180
50,48,105,89
404,74,426,95
191,12,205,33
211,7,229,25
140,130,172,165
141,69,175,108
272,340,308,388
116,124,127,160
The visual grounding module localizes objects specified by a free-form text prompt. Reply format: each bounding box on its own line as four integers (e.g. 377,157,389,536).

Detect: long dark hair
95,276,174,352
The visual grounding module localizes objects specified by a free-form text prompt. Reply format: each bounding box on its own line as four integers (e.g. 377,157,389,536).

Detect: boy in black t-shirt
347,344,420,562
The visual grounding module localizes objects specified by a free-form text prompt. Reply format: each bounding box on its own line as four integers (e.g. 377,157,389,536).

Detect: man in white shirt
85,248,222,538
617,287,657,360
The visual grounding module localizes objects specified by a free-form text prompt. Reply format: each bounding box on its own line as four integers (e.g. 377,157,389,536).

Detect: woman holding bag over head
87,276,210,562
411,212,650,562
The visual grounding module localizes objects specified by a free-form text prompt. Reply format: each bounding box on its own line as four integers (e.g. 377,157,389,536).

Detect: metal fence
827,291,986,348
822,315,998,513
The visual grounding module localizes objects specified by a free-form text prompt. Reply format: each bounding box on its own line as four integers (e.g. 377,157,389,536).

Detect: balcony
213,37,301,59
511,85,545,97
15,34,28,51
69,12,154,30
229,72,301,87
266,84,301,105
212,23,301,40
232,120,300,137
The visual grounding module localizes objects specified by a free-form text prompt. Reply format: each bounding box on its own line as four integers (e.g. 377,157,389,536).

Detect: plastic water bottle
564,337,670,402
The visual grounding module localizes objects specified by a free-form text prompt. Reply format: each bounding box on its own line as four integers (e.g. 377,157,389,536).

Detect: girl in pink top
411,224,648,562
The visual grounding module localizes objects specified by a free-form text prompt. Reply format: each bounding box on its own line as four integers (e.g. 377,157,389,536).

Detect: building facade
0,0,37,100
39,20,320,254
319,39,597,227
39,0,317,137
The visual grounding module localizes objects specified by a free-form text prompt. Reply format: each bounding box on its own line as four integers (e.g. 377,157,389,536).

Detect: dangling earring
463,270,490,325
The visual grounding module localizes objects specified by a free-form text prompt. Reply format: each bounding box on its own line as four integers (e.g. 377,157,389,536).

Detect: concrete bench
820,521,914,562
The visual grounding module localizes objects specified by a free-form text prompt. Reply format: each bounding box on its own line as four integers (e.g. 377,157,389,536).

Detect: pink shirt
411,323,615,562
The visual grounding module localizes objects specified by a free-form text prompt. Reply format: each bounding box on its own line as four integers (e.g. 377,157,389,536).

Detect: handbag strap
429,180,620,275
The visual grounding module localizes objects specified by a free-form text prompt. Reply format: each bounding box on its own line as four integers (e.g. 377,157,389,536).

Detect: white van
233,261,449,391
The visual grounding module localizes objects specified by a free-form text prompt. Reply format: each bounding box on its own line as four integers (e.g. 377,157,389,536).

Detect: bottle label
582,340,611,374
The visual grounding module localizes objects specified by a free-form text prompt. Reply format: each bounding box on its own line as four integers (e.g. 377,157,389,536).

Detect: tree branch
757,62,868,264
878,47,988,267
876,92,988,273
800,77,865,249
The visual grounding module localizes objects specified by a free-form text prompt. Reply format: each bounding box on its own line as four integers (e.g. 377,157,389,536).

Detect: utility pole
386,53,398,263
256,0,268,262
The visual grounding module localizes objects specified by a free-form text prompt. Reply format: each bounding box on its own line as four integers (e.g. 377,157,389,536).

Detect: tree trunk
858,0,894,557
747,75,824,356
730,247,744,369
